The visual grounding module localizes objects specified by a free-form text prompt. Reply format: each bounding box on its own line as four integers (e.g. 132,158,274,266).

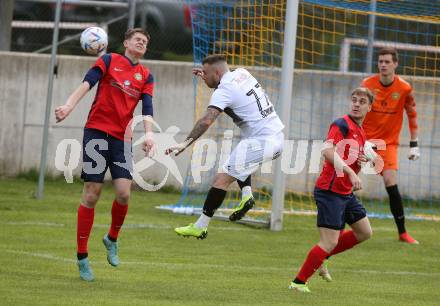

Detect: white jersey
208,68,285,138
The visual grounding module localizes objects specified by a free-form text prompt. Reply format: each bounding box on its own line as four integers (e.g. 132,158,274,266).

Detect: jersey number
246,83,274,118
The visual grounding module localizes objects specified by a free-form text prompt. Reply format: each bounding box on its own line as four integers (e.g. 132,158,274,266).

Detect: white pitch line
336,268,440,277
4,221,401,233
95,224,254,231
93,223,172,229
1,222,412,234
5,221,65,227
5,249,440,277
1,222,253,232
5,249,76,263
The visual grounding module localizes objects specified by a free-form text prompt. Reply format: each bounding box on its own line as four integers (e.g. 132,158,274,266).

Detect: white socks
194,213,211,229
242,186,252,199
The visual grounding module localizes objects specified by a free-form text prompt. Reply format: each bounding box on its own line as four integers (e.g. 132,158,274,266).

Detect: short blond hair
351,87,374,104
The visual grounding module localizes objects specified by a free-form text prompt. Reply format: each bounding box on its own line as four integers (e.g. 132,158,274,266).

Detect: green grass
1,178,439,305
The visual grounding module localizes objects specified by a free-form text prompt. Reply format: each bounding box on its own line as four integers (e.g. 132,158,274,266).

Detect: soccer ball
364,141,378,161
80,27,108,55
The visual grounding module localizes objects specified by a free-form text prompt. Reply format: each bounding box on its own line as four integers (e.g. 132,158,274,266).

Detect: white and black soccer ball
80,27,108,55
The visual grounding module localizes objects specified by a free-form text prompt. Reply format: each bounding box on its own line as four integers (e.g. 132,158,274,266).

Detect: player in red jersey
289,88,374,293
362,48,419,244
55,28,155,281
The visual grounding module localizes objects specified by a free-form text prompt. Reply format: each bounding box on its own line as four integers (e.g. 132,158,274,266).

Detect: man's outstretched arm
55,81,91,123
165,107,221,156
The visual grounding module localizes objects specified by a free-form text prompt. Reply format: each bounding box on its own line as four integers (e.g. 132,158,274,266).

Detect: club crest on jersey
134,73,142,81
124,80,131,86
391,92,400,100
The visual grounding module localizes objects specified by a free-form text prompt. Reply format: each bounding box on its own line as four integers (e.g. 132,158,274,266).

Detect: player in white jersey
165,54,284,239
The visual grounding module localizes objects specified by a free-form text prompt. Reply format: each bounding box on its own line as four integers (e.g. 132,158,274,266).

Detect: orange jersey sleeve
404,91,418,133
361,75,413,145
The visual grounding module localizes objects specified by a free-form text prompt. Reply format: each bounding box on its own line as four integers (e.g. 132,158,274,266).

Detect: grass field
1,178,439,305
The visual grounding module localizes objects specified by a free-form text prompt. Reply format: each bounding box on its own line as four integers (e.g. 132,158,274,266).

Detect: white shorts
222,131,284,181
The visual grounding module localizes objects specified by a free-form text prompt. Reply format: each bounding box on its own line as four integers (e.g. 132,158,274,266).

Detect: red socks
296,245,329,283
77,200,128,257
77,205,95,254
108,200,129,241
295,231,360,283
329,230,359,256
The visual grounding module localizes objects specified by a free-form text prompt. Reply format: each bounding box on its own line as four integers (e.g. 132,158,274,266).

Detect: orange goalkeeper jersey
361,74,418,146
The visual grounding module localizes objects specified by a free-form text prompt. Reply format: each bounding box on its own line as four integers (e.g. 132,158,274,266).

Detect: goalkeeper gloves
408,139,420,161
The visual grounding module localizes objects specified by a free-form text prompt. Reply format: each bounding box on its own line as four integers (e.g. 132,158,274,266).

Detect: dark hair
351,87,374,104
202,54,227,65
378,47,398,62
124,28,150,41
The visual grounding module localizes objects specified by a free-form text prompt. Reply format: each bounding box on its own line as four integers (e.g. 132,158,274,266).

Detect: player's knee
82,183,102,207
356,228,373,242
383,172,397,187
83,191,100,207
364,227,373,240
115,190,130,204
212,176,225,188
384,177,396,187
212,174,233,189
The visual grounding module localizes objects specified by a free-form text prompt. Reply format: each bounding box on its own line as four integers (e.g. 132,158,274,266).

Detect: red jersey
315,115,366,195
85,53,154,141
361,74,417,145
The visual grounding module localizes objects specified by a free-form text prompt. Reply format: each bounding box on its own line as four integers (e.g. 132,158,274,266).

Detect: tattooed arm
165,107,221,156
185,107,221,145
